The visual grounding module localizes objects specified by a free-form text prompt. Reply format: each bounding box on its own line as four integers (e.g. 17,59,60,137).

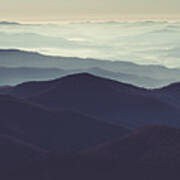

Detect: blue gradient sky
0,0,180,22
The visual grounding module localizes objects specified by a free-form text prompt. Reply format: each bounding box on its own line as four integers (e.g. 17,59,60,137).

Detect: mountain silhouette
14,73,180,128
1,73,180,179
0,95,129,152
6,78,60,98
0,66,67,86
12,126,180,180
0,49,179,88
0,65,165,88
4,72,146,98
0,21,20,25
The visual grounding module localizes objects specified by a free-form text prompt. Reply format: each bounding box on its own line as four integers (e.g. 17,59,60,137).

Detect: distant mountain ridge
0,66,66,86
0,66,165,88
0,21,20,25
0,49,180,88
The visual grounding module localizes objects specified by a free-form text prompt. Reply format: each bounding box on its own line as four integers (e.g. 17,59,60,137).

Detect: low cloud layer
0,21,180,68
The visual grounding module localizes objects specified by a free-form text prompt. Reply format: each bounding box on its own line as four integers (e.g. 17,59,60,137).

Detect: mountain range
0,66,164,88
1,51,180,179
2,73,180,128
0,21,20,25
0,49,180,88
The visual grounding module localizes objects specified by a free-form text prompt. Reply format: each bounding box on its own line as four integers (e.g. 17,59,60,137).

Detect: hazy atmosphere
1,0,180,67
1,0,180,21
0,21,180,68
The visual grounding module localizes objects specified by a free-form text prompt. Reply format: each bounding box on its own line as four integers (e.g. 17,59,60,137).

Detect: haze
1,0,180,22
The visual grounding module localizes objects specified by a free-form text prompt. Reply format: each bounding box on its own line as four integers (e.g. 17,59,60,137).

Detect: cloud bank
0,21,180,68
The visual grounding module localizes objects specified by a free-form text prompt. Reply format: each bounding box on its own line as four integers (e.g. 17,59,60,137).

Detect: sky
0,0,180,22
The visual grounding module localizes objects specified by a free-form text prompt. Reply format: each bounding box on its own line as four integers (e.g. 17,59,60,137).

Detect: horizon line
1,19,180,25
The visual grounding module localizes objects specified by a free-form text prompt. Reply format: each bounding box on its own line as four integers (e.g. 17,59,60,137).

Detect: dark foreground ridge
0,94,129,152
7,126,180,180
1,73,180,179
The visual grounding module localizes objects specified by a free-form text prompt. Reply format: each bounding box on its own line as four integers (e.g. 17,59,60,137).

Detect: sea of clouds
0,21,180,68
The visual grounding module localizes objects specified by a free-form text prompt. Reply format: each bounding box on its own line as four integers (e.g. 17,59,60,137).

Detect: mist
0,21,180,68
